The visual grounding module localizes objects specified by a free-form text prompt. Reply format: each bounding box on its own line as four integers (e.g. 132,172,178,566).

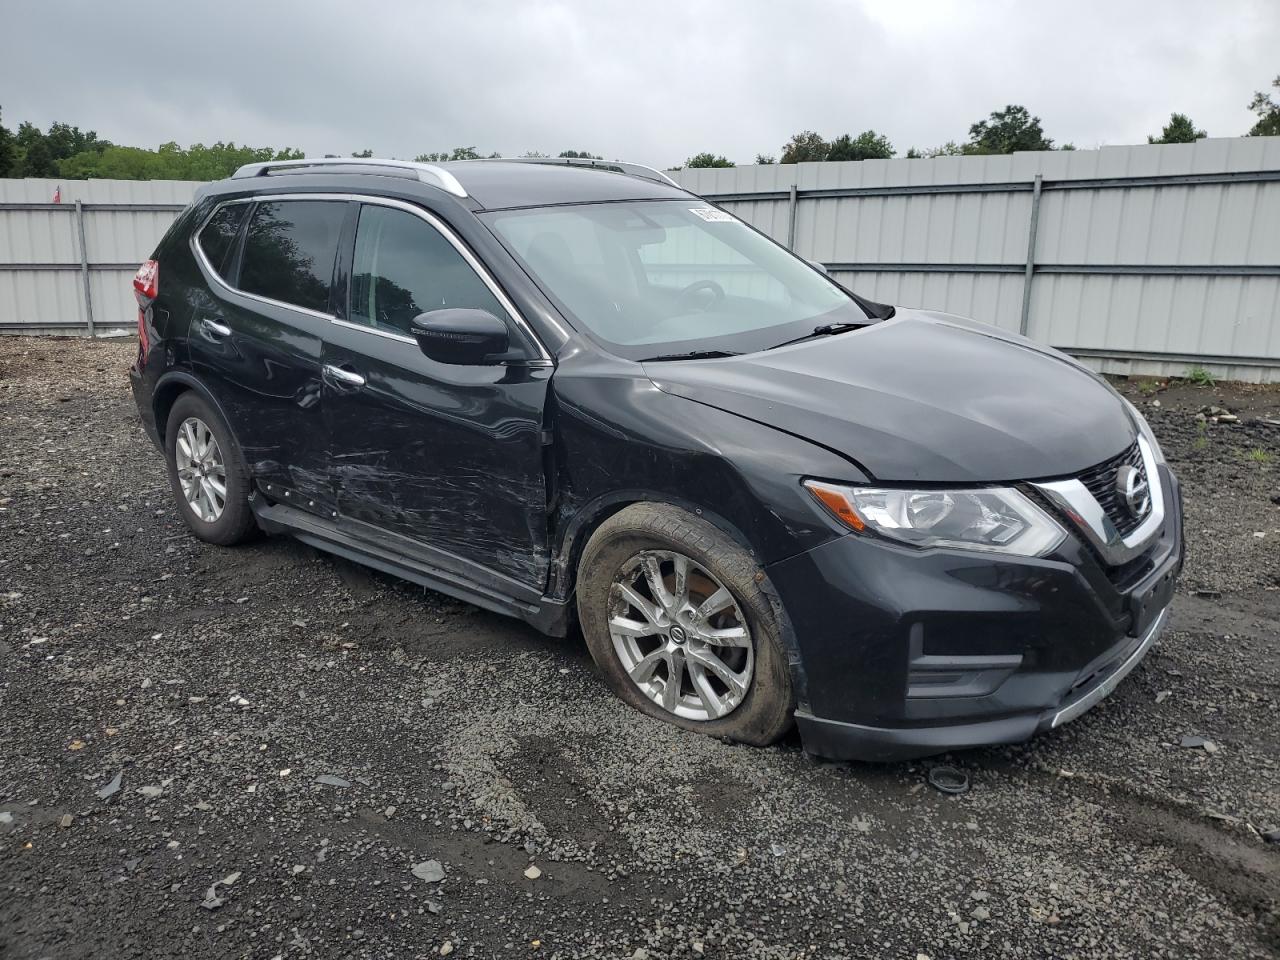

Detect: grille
1077,441,1148,537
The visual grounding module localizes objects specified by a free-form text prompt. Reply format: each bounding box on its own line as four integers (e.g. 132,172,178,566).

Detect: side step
251,497,571,636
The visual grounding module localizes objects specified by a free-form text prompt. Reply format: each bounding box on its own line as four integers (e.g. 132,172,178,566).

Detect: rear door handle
200,317,232,339
322,363,367,391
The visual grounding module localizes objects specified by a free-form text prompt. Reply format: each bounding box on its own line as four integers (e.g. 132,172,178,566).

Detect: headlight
1121,397,1165,464
805,481,1066,557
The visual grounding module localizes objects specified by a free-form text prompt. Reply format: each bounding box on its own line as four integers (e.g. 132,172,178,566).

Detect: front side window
483,200,862,359
239,200,346,314
196,202,250,281
349,204,505,336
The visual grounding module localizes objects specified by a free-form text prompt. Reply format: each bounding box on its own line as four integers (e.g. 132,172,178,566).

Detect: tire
163,391,257,546
576,503,793,746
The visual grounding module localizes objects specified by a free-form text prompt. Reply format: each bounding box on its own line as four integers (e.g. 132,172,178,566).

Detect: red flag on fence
52,185,61,204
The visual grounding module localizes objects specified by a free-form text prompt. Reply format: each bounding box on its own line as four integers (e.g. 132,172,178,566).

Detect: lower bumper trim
1049,605,1167,728
796,604,1170,763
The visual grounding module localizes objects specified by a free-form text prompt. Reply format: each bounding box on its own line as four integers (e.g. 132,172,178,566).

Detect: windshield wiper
766,321,866,351
640,350,740,362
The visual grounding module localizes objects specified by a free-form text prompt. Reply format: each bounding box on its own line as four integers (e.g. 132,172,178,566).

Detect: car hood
642,309,1135,483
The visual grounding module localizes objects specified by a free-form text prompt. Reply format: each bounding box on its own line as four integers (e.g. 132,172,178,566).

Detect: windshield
482,200,870,359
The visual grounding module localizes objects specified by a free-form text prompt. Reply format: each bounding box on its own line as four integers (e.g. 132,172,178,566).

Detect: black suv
129,157,1183,761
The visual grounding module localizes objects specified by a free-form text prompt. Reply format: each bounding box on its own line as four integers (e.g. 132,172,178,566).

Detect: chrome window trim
190,193,552,361
1031,435,1165,566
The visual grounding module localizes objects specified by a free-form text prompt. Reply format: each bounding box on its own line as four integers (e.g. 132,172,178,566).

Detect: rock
1261,828,1280,844
1180,735,1218,752
59,814,73,828
221,871,241,886
140,678,152,689
97,771,123,800
971,905,990,920
0,812,13,825
630,950,649,960
439,941,453,956
523,864,542,880
314,774,350,788
1155,690,1172,703
970,890,990,901
769,843,786,858
200,888,224,910
139,785,163,797
412,859,445,883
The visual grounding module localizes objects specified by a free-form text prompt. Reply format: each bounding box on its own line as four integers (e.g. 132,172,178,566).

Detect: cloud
2,0,1276,167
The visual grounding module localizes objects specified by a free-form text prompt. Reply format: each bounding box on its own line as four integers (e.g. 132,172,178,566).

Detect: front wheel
576,504,793,746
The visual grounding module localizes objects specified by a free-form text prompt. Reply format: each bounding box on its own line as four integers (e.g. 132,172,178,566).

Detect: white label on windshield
688,207,736,222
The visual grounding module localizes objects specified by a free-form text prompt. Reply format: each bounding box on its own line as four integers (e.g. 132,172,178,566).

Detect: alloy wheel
174,416,227,523
607,550,754,721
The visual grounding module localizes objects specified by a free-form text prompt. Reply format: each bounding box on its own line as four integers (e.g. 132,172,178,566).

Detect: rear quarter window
238,200,347,314
195,202,250,281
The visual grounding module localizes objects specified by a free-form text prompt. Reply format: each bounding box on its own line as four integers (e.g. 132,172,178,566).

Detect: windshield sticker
688,207,737,223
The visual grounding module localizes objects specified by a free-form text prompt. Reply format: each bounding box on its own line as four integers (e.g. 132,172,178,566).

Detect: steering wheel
675,279,726,311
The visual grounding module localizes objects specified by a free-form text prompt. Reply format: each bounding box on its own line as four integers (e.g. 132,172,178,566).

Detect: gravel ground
1,335,1277,960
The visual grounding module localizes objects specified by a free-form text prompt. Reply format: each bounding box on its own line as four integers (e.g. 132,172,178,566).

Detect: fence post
1019,174,1043,337
74,199,95,337
786,183,798,251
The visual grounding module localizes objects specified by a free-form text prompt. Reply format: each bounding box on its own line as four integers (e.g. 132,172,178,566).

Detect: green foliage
521,150,549,158
414,147,481,162
754,154,775,165
780,131,829,164
558,150,602,159
685,152,734,168
826,130,894,161
1136,378,1162,396
966,105,1053,154
0,109,12,177
1243,447,1273,464
920,141,965,158
351,149,374,158
1148,113,1206,144
1185,365,1216,387
1248,76,1280,137
58,142,304,181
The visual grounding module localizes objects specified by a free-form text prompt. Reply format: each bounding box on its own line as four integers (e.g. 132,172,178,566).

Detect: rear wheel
576,504,793,745
164,392,256,545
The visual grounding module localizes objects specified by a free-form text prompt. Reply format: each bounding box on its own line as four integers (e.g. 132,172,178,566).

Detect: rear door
188,196,349,507
321,199,553,590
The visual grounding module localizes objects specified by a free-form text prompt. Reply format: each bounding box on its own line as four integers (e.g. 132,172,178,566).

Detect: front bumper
768,466,1183,762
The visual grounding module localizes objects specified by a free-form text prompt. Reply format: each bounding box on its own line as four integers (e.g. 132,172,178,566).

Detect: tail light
133,259,158,355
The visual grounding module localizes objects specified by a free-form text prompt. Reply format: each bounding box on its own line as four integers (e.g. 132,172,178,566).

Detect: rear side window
196,202,249,281
239,200,346,314
349,204,505,335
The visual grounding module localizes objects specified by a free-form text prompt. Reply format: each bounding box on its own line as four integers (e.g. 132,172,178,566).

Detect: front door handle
200,317,232,339
322,363,367,391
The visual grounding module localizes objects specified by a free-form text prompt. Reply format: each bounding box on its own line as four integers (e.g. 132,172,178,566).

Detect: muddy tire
576,503,793,746
164,391,257,546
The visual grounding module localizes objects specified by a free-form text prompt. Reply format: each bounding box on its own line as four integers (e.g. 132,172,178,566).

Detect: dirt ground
1,335,1277,960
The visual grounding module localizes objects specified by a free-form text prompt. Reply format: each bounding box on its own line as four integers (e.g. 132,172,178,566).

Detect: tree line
1,75,1277,181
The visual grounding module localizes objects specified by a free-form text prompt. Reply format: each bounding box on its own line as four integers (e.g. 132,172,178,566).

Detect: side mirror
411,308,510,365
805,259,830,276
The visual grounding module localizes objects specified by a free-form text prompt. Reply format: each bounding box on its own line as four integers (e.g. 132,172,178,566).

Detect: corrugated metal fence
0,178,202,335
673,137,1280,383
1,138,1278,380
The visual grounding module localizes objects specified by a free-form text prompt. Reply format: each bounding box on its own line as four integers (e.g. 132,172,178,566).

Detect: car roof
441,160,691,209
222,157,693,211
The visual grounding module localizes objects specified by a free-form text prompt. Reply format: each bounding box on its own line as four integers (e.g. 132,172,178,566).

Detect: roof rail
469,157,681,188
230,157,468,198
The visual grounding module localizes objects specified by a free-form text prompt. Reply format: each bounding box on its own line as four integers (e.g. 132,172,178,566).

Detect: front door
321,200,552,591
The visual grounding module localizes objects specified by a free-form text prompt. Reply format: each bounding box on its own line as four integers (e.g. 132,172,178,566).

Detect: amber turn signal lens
804,481,866,532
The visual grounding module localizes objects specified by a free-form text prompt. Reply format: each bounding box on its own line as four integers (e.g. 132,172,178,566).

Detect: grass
1185,365,1216,387
1243,447,1273,464
1193,419,1209,450
1136,378,1162,396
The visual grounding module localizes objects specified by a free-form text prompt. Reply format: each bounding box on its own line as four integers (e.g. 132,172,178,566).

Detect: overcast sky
3,0,1277,166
